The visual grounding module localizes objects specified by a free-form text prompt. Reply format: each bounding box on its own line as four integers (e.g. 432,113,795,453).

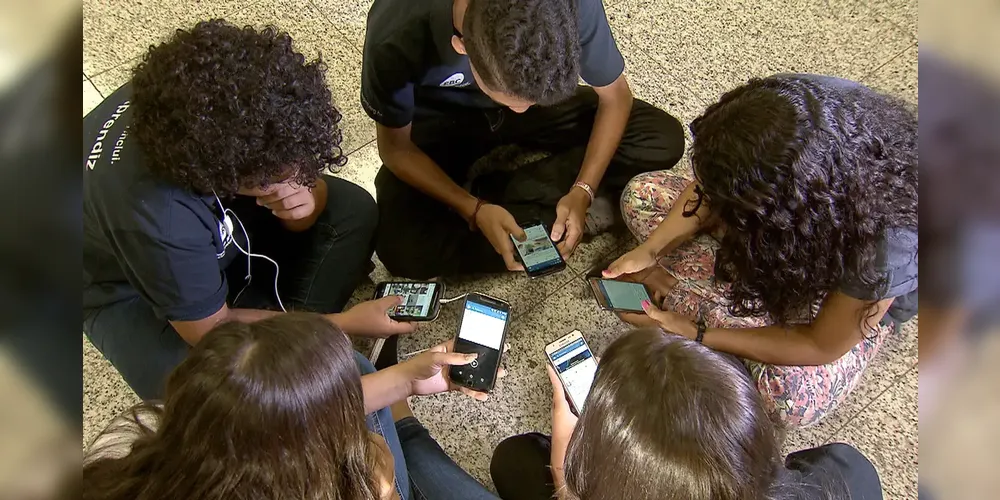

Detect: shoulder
86,160,216,242
84,404,163,466
840,226,918,300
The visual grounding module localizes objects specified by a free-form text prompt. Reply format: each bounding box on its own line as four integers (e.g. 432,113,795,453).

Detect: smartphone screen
595,279,651,312
512,223,564,276
547,332,598,413
377,282,439,319
450,295,510,391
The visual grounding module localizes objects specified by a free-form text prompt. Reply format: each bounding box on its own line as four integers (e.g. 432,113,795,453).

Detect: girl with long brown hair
491,328,883,500
83,313,500,500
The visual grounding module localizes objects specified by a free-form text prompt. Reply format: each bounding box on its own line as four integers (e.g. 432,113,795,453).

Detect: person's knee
321,177,378,236
632,103,686,170
651,111,686,169
490,433,548,474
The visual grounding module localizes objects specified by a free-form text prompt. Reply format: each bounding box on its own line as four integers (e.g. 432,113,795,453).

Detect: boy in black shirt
84,20,413,400
363,0,686,278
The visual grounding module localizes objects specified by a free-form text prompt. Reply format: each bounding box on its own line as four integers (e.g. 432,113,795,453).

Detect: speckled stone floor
83,0,919,497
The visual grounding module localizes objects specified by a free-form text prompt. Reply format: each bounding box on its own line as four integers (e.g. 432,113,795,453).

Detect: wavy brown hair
690,76,918,326
82,314,383,500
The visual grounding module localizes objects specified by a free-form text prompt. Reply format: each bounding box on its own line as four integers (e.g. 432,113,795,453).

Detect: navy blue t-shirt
83,84,243,321
361,0,625,128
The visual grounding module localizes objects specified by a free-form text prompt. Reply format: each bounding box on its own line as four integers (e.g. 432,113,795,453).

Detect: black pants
83,176,378,400
375,87,685,279
490,433,557,500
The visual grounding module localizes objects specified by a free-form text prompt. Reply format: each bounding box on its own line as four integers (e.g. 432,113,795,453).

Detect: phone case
513,221,566,279
372,281,443,322
450,293,511,392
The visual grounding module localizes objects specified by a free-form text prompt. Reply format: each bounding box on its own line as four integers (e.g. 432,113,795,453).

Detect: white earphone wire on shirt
214,192,286,313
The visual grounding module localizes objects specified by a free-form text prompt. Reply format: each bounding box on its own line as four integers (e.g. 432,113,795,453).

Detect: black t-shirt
361,0,625,128
783,442,883,499
83,84,244,321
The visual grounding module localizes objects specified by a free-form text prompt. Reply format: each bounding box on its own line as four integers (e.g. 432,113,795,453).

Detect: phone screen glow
549,336,597,410
599,280,651,310
512,224,562,272
383,282,437,317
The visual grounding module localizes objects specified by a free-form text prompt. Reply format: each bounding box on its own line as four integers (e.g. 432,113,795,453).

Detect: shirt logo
216,214,234,259
440,72,466,87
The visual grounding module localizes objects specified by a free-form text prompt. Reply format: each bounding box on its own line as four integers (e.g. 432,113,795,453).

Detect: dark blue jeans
83,176,378,400
356,353,498,500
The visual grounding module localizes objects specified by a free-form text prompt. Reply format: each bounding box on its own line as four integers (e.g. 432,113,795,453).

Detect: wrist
391,362,417,398
637,241,661,260
570,182,594,207
326,312,346,331
677,317,699,339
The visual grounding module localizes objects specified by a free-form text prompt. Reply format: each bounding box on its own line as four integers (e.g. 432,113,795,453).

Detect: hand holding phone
545,330,598,415
475,204,526,272
588,278,653,313
333,296,418,338
404,340,496,401
511,221,566,278
373,281,443,321
449,293,512,392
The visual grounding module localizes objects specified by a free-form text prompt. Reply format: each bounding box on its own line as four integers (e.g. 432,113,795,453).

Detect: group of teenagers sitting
82,0,916,498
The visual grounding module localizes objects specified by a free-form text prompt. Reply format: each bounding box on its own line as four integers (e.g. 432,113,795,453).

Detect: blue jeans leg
354,351,411,500
396,416,499,500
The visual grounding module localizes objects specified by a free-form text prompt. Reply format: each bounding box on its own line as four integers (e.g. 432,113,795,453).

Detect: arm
641,180,715,257
360,363,415,414
575,74,633,191
377,124,527,269
604,180,715,278
551,75,634,252
169,304,281,345
655,293,895,365
376,124,479,220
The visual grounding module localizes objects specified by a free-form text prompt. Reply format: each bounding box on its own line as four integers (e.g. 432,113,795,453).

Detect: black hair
690,76,918,326
131,19,346,197
462,0,580,105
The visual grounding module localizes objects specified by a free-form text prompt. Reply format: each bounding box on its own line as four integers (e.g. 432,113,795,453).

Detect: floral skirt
620,170,894,428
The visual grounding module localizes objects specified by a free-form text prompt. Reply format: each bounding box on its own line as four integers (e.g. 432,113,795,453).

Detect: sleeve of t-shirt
577,0,626,87
840,227,918,300
111,202,228,322
361,42,417,128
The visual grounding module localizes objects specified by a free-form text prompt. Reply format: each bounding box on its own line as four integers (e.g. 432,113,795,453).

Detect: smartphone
545,330,598,415
511,221,566,278
372,281,443,321
588,278,653,313
449,293,511,392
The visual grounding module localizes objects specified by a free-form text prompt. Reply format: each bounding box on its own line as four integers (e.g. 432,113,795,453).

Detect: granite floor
83,0,919,497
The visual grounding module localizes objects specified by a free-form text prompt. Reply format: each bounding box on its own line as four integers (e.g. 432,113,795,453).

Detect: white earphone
214,192,287,312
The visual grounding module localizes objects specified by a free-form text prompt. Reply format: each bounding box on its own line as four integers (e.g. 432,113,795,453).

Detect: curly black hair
462,0,580,105
689,76,918,326
131,19,346,197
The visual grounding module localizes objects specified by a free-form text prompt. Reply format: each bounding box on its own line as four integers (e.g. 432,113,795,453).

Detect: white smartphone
544,330,599,415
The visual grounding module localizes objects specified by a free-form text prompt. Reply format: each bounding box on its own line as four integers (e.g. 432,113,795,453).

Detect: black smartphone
449,293,512,392
372,281,443,321
510,220,566,278
588,278,653,313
